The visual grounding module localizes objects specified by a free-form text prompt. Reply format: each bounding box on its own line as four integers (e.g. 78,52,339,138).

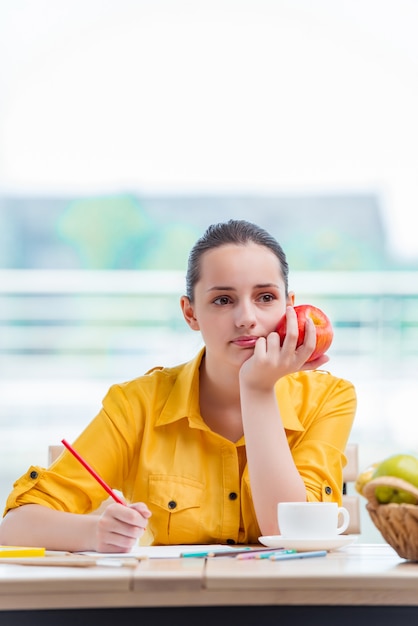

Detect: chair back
342,443,360,534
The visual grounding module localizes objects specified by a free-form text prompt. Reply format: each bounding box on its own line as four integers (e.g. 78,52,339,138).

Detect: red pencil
61,438,125,505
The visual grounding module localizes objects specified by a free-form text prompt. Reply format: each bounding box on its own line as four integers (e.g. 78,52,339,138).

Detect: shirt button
325,486,332,495
228,492,238,501
29,471,38,479
168,500,177,510
226,539,236,545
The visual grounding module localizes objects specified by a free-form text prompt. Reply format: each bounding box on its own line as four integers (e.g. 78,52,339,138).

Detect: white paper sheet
79,544,228,559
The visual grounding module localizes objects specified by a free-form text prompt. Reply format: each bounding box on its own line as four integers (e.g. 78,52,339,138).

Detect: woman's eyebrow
207,283,279,292
255,283,280,289
206,285,236,292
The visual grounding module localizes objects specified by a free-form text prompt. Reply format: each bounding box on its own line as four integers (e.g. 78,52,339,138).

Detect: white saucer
258,535,357,552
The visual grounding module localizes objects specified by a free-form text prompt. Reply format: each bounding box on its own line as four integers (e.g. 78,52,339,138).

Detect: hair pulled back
185,219,289,301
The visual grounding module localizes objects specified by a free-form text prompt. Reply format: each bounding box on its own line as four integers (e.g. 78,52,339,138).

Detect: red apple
276,304,333,362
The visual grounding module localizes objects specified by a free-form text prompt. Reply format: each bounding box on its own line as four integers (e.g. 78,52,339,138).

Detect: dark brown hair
185,219,289,301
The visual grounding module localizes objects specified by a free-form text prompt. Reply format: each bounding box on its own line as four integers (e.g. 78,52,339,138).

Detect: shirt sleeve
288,375,357,504
3,383,142,516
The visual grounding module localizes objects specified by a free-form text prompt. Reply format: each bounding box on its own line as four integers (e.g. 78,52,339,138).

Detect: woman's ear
180,296,200,331
287,291,295,306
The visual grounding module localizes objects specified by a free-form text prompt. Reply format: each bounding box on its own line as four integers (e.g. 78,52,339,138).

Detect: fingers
241,310,328,387
270,313,314,360
96,502,152,553
280,306,299,350
129,502,152,519
267,315,318,371
297,316,317,360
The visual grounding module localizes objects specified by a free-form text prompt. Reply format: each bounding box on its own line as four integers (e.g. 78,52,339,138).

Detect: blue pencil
269,550,327,561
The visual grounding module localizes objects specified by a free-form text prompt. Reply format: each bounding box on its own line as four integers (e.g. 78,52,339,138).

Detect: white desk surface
0,543,416,611
203,543,418,607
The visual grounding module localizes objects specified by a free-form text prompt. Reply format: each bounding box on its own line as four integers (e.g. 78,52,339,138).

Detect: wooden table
1,544,417,625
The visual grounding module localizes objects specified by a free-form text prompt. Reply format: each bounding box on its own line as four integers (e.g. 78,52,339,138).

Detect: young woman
0,220,356,552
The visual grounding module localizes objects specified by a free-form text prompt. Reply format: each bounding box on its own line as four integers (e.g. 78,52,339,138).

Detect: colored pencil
181,546,280,558
269,550,327,561
237,549,297,560
61,438,125,505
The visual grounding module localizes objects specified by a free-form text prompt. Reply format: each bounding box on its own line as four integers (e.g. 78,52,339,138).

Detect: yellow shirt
4,349,356,545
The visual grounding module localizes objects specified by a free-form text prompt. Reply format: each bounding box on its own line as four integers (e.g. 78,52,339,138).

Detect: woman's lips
232,336,259,348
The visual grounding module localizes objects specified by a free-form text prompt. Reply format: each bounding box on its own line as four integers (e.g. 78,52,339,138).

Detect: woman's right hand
94,502,152,553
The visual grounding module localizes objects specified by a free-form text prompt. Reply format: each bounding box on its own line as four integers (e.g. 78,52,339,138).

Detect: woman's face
182,242,293,370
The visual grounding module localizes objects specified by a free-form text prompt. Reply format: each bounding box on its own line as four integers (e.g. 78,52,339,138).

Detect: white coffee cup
278,502,350,539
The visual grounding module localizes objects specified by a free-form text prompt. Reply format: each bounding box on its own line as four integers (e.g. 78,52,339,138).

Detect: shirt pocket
148,474,205,544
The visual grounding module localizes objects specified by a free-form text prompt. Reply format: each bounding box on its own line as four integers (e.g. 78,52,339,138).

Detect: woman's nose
235,301,257,328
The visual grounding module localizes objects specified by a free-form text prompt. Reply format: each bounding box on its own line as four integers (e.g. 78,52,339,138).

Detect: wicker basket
362,476,418,560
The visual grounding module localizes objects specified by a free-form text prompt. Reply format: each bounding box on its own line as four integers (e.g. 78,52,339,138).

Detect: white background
0,0,418,259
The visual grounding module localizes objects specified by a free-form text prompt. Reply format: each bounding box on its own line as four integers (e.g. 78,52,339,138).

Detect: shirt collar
156,347,305,432
155,348,204,427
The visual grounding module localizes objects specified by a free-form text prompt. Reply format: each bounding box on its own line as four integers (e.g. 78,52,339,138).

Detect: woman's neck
199,357,244,442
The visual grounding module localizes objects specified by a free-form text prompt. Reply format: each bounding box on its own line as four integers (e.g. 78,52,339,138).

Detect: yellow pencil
0,545,46,557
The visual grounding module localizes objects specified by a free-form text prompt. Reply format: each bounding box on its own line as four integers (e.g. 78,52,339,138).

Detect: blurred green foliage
58,195,153,268
56,195,199,270
0,192,414,270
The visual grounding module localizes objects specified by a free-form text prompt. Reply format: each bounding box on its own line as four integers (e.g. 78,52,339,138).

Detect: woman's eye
213,296,231,306
259,293,275,302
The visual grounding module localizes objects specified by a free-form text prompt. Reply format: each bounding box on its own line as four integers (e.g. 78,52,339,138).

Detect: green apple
372,454,418,504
